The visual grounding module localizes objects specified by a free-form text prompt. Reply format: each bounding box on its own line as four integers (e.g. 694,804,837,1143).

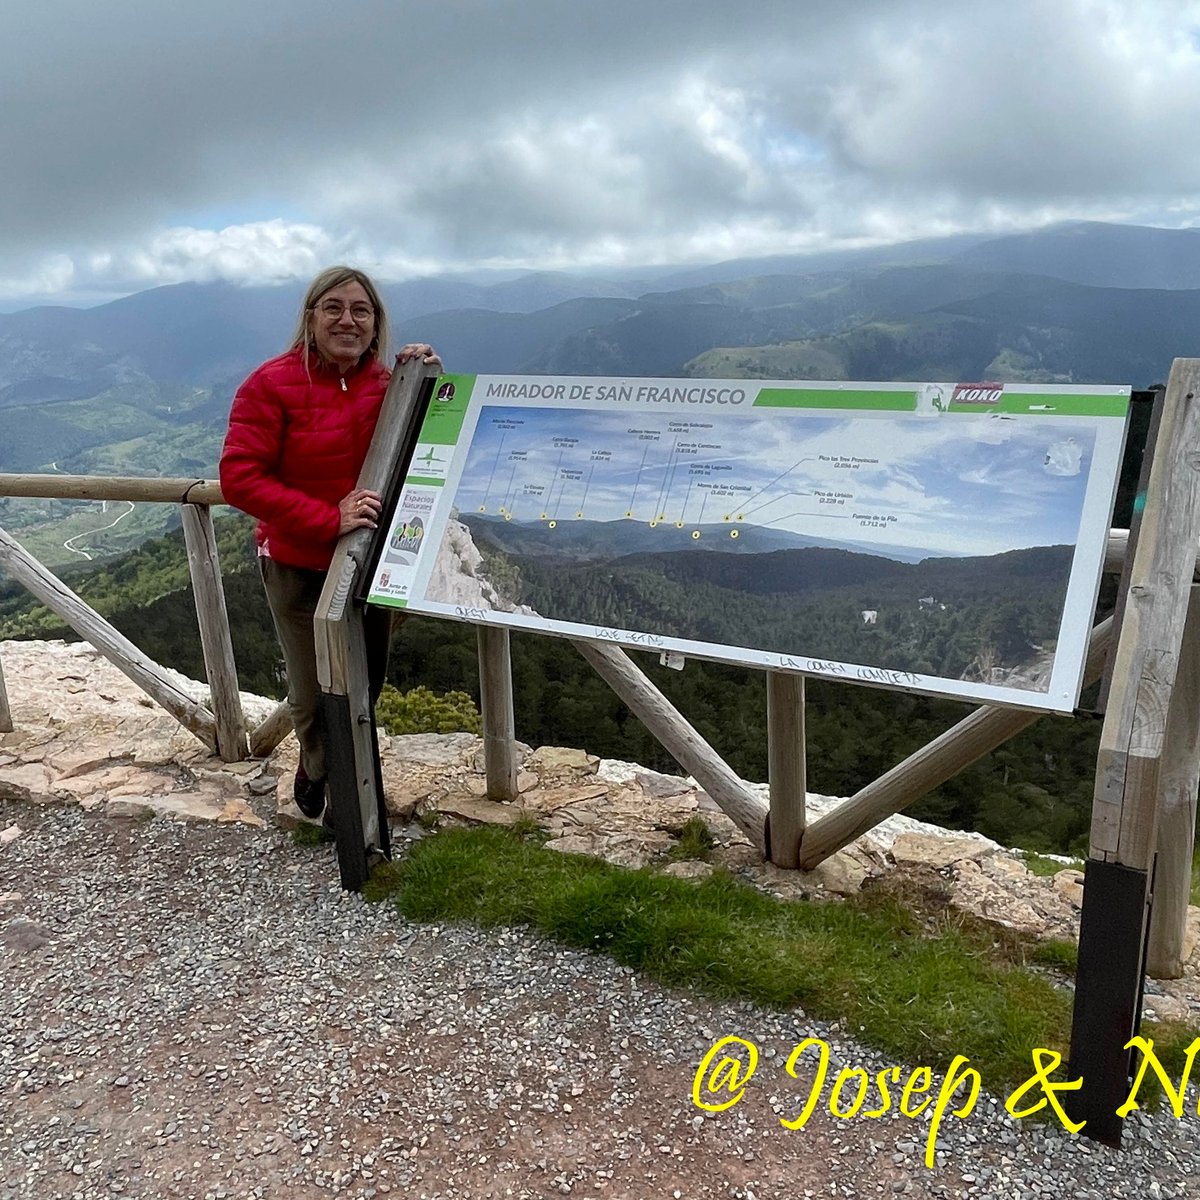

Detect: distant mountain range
462,514,946,565
1,220,1197,558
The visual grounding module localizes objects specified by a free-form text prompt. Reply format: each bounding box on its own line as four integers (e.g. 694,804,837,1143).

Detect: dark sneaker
293,768,327,819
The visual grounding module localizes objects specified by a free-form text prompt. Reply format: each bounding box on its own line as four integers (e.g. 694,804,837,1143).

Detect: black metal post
1065,858,1152,1146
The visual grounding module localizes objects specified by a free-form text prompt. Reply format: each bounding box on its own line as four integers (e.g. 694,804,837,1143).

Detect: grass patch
1138,1022,1200,1095
509,813,548,842
853,870,1047,970
666,816,716,863
1024,853,1082,877
369,825,1094,1094
291,821,334,848
1031,939,1078,972
362,857,405,903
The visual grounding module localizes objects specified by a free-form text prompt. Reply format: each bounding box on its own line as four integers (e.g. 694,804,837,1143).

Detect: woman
220,266,439,818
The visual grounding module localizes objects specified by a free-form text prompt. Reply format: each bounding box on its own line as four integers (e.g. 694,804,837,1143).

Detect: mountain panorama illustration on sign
367,376,1130,712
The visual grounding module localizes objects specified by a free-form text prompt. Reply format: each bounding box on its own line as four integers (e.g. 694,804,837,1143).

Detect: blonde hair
289,266,389,365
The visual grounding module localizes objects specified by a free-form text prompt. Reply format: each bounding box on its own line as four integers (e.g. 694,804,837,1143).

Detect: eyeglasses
314,300,375,322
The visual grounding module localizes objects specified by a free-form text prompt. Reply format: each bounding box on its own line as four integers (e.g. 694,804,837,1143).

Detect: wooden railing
0,473,1163,800
0,461,1194,986
0,474,290,762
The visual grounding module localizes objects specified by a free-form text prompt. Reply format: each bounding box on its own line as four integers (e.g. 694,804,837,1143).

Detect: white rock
661,861,715,881
1052,869,1085,908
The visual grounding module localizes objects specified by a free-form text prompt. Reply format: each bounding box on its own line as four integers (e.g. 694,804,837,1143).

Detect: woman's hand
396,343,442,368
337,487,382,535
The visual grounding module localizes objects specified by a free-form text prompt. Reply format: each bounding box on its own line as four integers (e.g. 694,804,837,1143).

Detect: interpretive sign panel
367,375,1130,711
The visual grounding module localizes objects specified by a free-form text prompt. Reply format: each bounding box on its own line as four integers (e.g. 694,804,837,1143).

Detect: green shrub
375,683,481,736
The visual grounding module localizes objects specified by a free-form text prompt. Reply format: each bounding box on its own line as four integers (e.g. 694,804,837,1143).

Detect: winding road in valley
62,499,135,560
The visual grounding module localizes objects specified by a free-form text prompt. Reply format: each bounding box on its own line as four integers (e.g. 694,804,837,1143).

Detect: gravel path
2,800,1199,1200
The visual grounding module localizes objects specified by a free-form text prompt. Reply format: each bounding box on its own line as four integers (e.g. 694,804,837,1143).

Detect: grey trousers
259,557,393,780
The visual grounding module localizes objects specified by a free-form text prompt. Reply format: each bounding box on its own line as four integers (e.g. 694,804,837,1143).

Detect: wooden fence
0,375,1196,984
0,476,287,762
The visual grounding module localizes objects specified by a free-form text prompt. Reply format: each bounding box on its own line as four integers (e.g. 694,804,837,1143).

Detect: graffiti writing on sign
592,628,665,647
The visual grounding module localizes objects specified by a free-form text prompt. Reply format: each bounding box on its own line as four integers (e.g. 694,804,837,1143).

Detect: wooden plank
1090,358,1200,866
1104,529,1129,575
315,357,435,694
0,642,11,733
181,504,248,762
314,358,440,888
478,625,518,803
572,639,767,848
1105,529,1198,579
0,473,223,504
0,476,1167,573
798,618,1114,868
1146,584,1200,978
248,700,292,758
318,558,383,865
766,671,806,868
0,471,1150,579
0,524,218,750
1095,393,1163,717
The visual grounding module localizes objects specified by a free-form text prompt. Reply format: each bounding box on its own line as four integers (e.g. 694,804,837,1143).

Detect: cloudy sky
453,405,1098,556
5,0,1200,307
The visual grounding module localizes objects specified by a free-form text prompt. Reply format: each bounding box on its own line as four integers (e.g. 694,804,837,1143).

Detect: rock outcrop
3,637,1200,1016
425,517,535,614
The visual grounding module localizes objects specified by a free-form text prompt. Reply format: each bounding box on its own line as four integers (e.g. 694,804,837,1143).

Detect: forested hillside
480,541,1069,683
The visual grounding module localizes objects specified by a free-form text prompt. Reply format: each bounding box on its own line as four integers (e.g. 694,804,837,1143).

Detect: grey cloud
3,0,1200,297
0,0,873,245
820,4,1200,197
387,88,825,259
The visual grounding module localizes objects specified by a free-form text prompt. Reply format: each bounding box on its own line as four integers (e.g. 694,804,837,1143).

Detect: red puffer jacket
219,347,391,571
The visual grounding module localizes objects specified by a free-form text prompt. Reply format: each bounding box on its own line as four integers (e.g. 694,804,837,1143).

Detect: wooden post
766,670,806,868
572,639,768,848
1068,357,1200,1145
315,357,439,891
1089,365,1200,865
0,642,11,734
317,555,385,889
798,617,1113,868
1146,582,1200,978
478,625,518,802
180,503,248,762
249,700,293,758
0,525,218,751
